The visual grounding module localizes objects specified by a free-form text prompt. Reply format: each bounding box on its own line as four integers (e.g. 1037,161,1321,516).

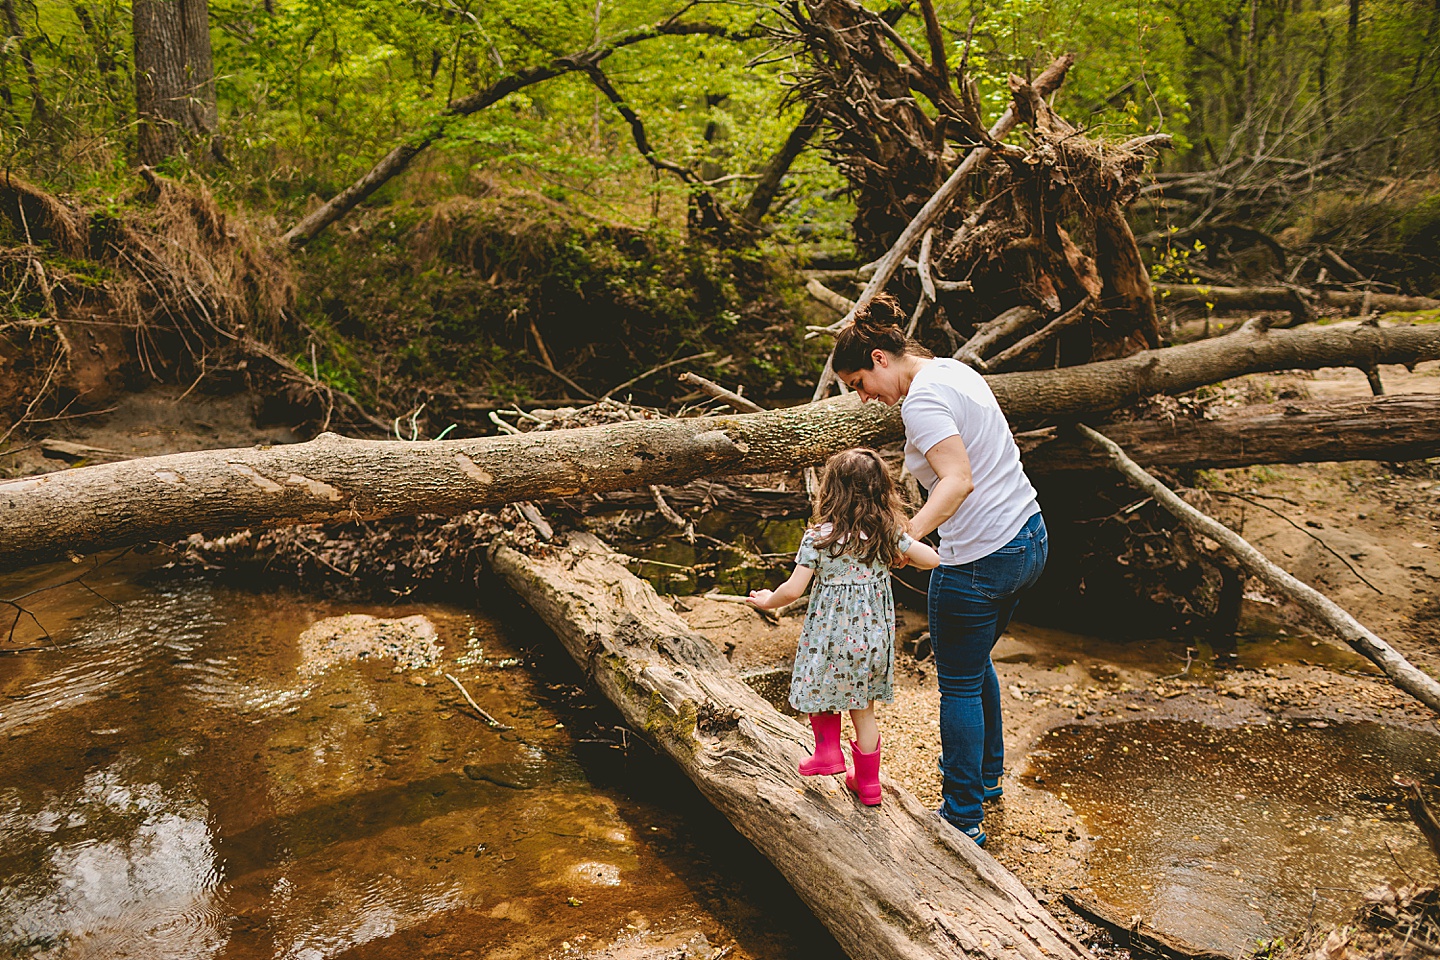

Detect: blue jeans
929,511,1048,829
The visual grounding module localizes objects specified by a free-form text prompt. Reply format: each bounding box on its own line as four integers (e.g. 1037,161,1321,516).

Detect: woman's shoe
844,736,883,806
960,823,987,846
983,778,1003,801
798,713,847,776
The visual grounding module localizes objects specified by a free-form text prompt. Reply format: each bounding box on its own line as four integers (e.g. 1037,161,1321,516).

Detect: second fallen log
1024,393,1440,476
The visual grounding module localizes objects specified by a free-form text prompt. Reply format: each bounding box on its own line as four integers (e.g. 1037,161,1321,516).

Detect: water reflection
0,765,223,958
1028,718,1440,954
0,558,841,959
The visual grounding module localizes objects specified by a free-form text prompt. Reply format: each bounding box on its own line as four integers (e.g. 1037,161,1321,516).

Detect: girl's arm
748,564,814,610
907,435,975,541
902,537,941,570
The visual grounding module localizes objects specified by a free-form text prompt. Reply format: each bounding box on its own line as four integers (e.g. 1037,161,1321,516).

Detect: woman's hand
747,589,777,609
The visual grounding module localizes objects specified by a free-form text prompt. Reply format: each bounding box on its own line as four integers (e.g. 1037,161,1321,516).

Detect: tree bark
489,532,1091,960
132,0,214,165
4,321,1439,572
1154,283,1440,320
1023,393,1440,475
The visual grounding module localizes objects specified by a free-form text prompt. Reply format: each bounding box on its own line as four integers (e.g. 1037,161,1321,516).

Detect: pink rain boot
845,736,883,806
798,713,847,776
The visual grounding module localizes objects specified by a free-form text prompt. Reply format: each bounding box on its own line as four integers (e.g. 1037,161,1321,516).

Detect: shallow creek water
1019,623,1440,956
0,556,840,959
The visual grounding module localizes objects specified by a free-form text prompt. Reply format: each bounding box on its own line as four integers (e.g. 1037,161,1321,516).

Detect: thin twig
677,372,763,413
488,410,524,435
601,351,714,400
1207,490,1382,594
525,358,598,400
444,672,513,729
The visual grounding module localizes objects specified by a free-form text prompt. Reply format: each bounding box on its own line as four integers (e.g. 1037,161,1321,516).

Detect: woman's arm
748,564,814,610
907,435,975,541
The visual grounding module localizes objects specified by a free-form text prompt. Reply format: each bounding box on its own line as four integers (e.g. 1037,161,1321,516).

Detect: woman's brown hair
811,447,909,566
831,294,933,374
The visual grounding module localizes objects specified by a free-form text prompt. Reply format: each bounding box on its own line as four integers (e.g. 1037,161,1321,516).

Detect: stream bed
1024,652,1440,955
4,550,1438,959
0,555,840,959
1019,624,1440,955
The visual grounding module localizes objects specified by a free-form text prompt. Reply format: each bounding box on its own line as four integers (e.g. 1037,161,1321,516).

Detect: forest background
2,0,1439,430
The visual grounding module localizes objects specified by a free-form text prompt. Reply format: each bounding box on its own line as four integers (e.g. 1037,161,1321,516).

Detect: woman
831,297,1048,846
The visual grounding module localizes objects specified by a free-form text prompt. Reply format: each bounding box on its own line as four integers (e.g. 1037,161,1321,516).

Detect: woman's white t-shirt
901,358,1039,565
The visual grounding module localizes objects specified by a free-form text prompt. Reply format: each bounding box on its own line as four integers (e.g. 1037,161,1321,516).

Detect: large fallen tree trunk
582,393,1440,516
1078,424,1440,715
489,532,1091,960
1023,393,1440,476
4,321,1439,572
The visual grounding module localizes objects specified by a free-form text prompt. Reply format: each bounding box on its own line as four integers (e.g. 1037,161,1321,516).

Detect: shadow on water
0,553,841,960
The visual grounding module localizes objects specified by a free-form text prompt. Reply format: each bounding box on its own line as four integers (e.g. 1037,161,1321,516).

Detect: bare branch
282,20,749,246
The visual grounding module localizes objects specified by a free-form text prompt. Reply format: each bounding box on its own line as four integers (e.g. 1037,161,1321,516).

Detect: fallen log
489,532,1092,960
990,318,1440,425
1077,423,1440,714
4,321,1440,572
1154,283,1440,321
571,394,1440,515
1023,393,1440,476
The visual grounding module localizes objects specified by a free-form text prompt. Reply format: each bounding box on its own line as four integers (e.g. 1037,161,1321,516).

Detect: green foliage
2,0,1437,406
294,189,820,405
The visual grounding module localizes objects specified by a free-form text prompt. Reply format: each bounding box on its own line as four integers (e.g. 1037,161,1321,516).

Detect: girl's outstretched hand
747,589,776,609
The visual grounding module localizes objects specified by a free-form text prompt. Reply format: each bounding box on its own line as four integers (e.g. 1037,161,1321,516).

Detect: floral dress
788,526,912,713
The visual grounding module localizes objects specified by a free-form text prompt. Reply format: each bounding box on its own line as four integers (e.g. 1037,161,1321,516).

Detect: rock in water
298,613,442,676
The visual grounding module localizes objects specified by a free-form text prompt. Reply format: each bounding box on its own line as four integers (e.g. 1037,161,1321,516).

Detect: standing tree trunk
2,0,47,124
132,0,214,165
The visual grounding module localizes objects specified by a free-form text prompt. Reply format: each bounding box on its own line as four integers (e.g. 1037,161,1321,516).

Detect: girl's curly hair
811,447,908,566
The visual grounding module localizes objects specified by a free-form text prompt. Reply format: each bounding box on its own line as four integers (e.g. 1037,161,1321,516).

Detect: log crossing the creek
488,532,1093,960
4,320,1440,572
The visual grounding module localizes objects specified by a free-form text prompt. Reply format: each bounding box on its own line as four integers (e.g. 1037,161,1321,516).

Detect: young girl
748,448,940,806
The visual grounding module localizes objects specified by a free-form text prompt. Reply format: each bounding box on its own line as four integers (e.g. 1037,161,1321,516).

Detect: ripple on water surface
0,558,840,959
1028,718,1440,954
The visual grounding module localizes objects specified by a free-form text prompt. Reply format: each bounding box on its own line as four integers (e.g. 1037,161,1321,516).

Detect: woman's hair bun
854,293,907,332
